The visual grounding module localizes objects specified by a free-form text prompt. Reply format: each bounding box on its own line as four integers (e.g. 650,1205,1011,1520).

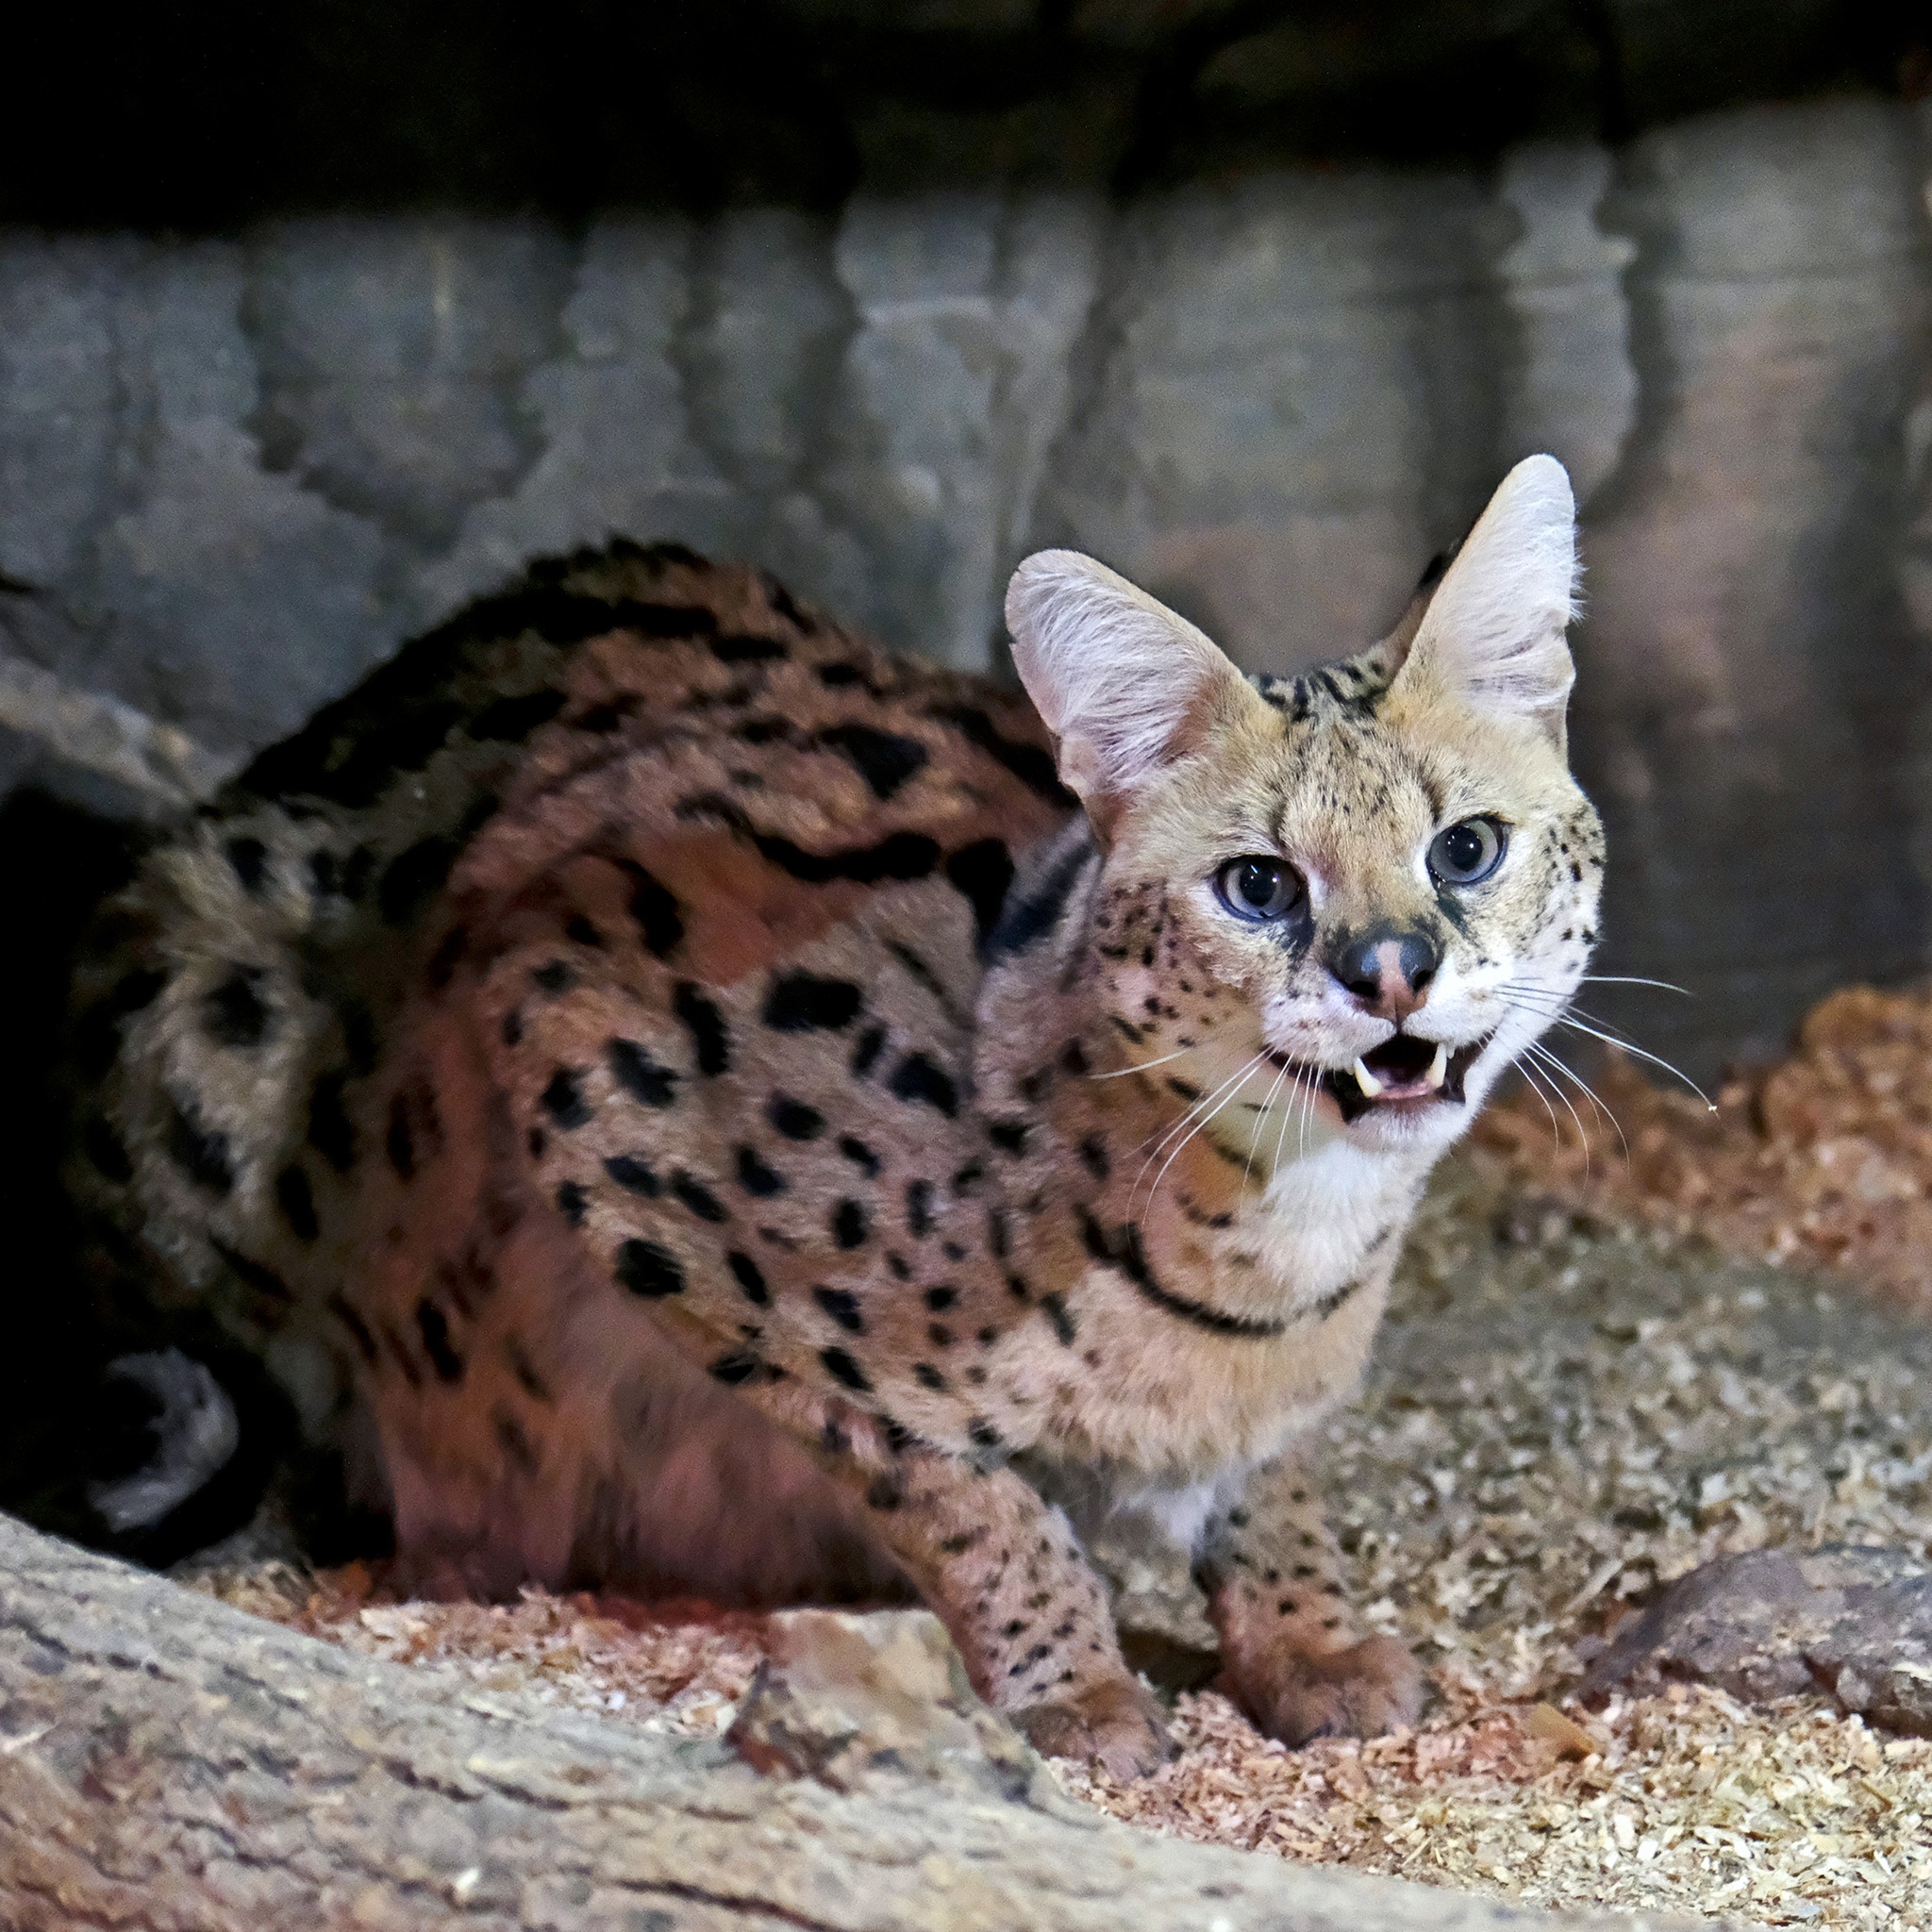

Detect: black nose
1328,926,1441,1022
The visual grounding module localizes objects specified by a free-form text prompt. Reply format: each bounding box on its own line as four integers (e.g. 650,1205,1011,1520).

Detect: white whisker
1088,1044,1196,1080
1243,1058,1292,1194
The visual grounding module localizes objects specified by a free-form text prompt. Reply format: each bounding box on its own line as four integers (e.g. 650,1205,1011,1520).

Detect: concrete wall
1,96,1927,1075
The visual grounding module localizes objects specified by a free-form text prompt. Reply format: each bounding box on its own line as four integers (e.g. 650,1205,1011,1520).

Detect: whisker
1524,1039,1632,1164
1143,1064,1264,1213
1244,1058,1292,1194
1088,1044,1196,1081
1548,1014,1715,1110
1509,1053,1566,1150
1130,1053,1265,1206
1273,1062,1304,1176
1578,974,1694,997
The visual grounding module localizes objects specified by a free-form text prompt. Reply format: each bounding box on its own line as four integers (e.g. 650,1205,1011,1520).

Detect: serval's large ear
1392,455,1579,748
1006,551,1252,831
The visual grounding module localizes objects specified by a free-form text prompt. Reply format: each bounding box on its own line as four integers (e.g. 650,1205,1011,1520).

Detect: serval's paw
1015,1671,1174,1779
1233,1633,1425,1746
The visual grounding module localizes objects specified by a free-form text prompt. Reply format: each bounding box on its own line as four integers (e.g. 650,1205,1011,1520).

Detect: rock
725,1607,1077,1812
1579,1543,1932,1733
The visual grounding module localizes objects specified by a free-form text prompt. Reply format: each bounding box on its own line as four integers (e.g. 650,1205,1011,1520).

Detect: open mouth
1294,1032,1493,1124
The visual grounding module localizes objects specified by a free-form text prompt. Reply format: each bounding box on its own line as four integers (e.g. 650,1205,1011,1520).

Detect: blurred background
0,0,1928,1087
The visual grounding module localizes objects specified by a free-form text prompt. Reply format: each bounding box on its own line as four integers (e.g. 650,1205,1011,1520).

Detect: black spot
616,1239,685,1298
564,913,604,948
709,1350,761,1385
494,1407,540,1474
928,705,1070,803
608,1039,677,1108
820,1346,872,1391
416,1300,464,1384
928,1323,954,1347
212,1240,290,1303
762,973,863,1033
541,1068,592,1129
736,716,791,745
533,959,574,993
677,794,940,887
769,1095,824,1141
811,723,929,799
813,1285,866,1333
83,1118,133,1184
987,1208,1009,1258
336,1000,378,1075
167,1097,233,1194
838,1135,881,1176
604,1154,660,1196
849,1025,887,1078
736,1145,786,1195
988,1119,1029,1156
832,1199,870,1249
502,1009,525,1046
379,816,484,926
225,836,269,894
1078,1210,1287,1340
673,982,731,1074
816,660,863,687
1040,1292,1076,1346
329,1294,378,1364
572,700,632,734
556,1180,588,1225
951,1159,985,1194
308,1070,356,1171
889,1054,958,1116
671,1172,727,1223
612,858,685,958
946,838,1017,943
866,1473,905,1510
711,631,787,664
425,924,469,991
1059,1039,1090,1075
968,1418,1003,1452
72,967,168,1079
1078,1135,1110,1181
204,969,272,1048
728,1251,770,1305
924,1285,957,1311
914,1363,947,1391
468,687,567,741
906,1178,935,1238
386,1092,416,1179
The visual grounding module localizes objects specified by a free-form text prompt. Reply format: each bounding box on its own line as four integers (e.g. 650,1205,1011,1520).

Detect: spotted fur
65,459,1603,1776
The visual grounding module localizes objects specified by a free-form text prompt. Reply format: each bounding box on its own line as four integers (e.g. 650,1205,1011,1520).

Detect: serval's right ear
1005,551,1251,835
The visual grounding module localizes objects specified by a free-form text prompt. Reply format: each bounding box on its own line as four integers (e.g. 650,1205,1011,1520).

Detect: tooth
1424,1042,1448,1091
1353,1056,1384,1099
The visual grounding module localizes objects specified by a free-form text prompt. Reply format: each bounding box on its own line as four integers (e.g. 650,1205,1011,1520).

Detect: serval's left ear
1393,455,1579,750
1005,550,1252,834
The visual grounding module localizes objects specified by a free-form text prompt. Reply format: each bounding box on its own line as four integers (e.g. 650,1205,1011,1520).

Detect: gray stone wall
1,96,1928,1074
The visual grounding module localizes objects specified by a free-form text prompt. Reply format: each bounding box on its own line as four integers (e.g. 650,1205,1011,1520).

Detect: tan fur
67,461,1603,1775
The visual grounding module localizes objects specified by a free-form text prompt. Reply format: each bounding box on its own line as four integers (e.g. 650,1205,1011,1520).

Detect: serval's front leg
1200,1454,1424,1744
754,1384,1172,1779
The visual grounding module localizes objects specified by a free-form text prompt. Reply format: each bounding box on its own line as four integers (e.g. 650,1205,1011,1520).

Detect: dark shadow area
3,0,1925,228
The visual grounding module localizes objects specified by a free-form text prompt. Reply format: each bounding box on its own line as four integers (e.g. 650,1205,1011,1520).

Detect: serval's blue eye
1216,856,1305,923
1428,817,1506,886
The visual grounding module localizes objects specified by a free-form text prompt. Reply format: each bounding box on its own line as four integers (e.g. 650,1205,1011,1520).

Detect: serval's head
1006,456,1601,1162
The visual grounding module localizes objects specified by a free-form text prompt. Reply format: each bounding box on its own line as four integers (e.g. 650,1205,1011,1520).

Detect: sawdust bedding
185,990,1932,1928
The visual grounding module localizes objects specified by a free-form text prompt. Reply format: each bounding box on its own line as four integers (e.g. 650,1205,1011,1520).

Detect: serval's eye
1215,857,1305,923
1427,817,1507,886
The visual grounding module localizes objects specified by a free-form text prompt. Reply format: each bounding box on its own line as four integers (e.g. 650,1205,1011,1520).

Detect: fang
1352,1056,1385,1099
1424,1041,1448,1091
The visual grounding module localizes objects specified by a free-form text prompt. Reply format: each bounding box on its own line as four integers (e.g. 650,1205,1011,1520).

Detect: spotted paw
1014,1672,1174,1779
1232,1633,1426,1746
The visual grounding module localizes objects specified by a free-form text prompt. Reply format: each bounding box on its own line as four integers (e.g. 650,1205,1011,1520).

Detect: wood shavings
186,1144,1932,1926
1473,983,1932,1310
